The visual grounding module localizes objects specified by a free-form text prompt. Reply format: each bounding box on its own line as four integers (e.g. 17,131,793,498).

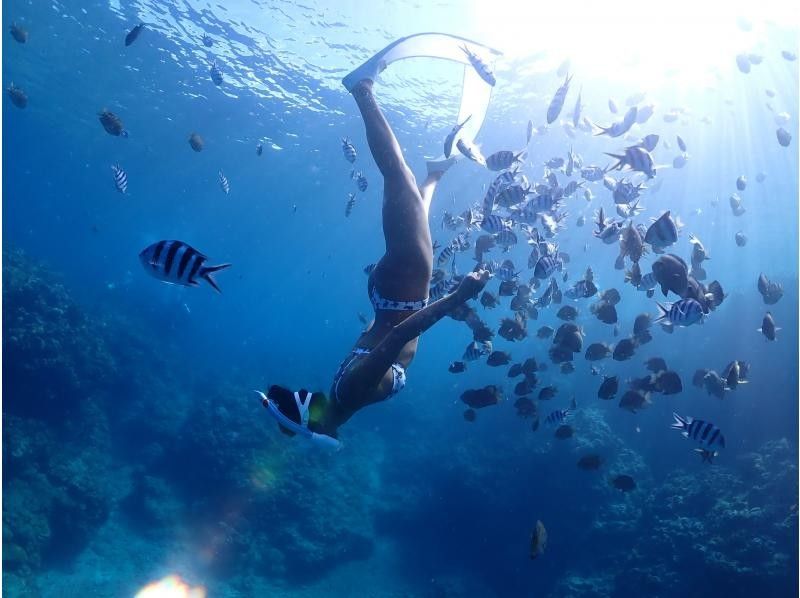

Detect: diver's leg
351,80,431,298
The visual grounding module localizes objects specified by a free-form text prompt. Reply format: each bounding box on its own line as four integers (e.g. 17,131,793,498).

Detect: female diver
258,35,495,448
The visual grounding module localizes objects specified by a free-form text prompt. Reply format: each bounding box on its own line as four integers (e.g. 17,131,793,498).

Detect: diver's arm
343,271,489,395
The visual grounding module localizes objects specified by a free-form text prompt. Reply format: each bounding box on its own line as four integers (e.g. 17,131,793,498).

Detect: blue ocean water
3,2,799,597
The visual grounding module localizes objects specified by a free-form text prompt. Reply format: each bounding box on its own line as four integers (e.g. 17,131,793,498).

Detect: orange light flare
134,575,206,598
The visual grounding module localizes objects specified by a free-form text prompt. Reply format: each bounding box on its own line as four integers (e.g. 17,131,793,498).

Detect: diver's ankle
351,79,373,94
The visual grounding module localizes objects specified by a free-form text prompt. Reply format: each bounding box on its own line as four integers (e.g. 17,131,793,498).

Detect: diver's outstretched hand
455,269,490,302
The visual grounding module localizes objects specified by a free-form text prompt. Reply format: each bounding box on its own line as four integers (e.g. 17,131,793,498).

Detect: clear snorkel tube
256,390,342,451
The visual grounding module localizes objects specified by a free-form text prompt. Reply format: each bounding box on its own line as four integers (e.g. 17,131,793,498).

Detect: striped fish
481,214,511,234
482,171,517,215
547,73,572,124
111,164,128,194
139,240,231,293
496,260,518,282
606,146,657,178
495,229,517,250
219,170,230,194
486,150,525,172
363,263,376,276
352,171,368,192
463,340,492,361
671,413,725,449
436,244,455,267
496,183,530,208
341,138,357,163
580,165,606,182
209,60,223,85
545,397,577,425
345,192,356,217
430,277,459,301
563,180,583,197
533,255,563,280
655,299,704,327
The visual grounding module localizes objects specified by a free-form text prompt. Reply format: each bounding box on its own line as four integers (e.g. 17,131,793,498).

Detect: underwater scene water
3,1,800,596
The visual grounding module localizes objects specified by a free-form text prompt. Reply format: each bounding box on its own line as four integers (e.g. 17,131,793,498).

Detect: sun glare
471,0,799,90
135,575,206,598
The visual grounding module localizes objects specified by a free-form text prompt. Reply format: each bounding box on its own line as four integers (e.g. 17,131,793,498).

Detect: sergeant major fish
111,164,128,194
655,298,704,327
671,413,725,450
341,137,357,163
606,146,656,178
219,170,230,194
545,397,577,425
353,171,368,192
486,150,525,172
139,240,231,293
345,192,356,217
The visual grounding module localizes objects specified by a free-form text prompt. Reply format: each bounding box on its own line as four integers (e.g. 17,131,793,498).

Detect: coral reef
3,249,115,420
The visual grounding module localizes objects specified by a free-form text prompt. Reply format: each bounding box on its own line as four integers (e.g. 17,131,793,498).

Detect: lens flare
135,575,206,598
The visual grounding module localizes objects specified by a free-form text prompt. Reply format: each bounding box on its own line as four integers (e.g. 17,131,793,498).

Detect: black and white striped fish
547,73,572,124
606,146,657,178
463,340,492,361
495,229,518,250
430,277,459,301
111,164,128,194
545,397,577,425
481,214,511,234
580,165,607,182
482,170,517,215
345,192,356,217
209,60,223,85
219,170,230,194
534,255,563,280
496,183,530,208
341,137,357,163
363,263,376,276
671,413,725,449
352,171,368,192
495,260,518,282
486,150,525,172
436,243,455,266
139,240,231,293
451,232,471,252
655,298,704,327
